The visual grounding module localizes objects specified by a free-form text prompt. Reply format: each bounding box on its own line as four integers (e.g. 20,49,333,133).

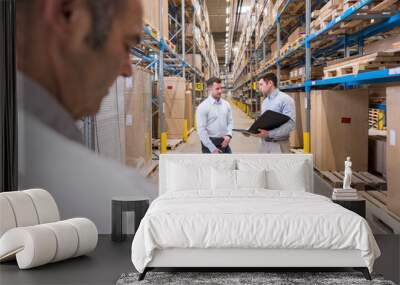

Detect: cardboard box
280,69,290,81
185,91,194,129
166,118,185,139
185,23,194,37
163,77,186,100
311,89,369,171
161,0,168,40
271,41,278,58
141,0,159,30
125,67,152,166
141,0,168,40
368,137,386,176
185,54,202,72
386,85,400,216
164,98,185,119
289,92,306,148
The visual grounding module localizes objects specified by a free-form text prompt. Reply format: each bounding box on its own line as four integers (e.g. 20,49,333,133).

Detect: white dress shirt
196,96,233,152
261,89,296,141
17,72,158,234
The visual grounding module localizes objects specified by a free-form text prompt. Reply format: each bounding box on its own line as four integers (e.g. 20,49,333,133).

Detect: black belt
264,139,289,143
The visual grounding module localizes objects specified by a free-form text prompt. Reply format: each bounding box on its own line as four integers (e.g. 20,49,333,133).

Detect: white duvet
131,190,380,273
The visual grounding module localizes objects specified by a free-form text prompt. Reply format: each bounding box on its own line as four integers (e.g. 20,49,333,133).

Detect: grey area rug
116,272,395,285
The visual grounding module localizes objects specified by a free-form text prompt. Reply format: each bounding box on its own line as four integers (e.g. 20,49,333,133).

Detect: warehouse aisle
173,101,259,154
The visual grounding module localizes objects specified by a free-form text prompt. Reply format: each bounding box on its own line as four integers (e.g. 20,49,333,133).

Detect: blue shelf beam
307,67,400,87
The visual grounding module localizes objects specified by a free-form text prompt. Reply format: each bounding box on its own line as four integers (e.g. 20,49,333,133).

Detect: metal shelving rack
231,0,400,153
131,0,219,152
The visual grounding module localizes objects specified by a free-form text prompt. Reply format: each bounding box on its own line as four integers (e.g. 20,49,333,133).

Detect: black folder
233,110,291,136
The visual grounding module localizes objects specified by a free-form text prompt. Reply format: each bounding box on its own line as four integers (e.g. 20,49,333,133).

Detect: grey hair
85,0,125,50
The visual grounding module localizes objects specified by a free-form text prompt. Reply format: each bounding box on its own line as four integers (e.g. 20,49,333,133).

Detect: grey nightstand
332,198,366,218
112,196,150,242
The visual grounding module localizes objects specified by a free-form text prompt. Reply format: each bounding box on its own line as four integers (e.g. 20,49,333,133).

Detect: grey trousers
257,140,290,153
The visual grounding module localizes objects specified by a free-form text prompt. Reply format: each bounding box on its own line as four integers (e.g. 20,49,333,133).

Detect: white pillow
236,169,267,189
265,162,307,191
237,159,309,191
167,162,211,191
211,168,237,191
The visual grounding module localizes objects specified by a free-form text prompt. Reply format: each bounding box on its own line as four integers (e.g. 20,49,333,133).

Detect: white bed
131,154,380,280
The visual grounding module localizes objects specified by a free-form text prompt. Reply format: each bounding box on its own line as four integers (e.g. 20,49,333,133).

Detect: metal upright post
159,0,165,148
304,0,312,154
192,5,196,128
276,16,281,87
182,0,186,79
344,33,350,57
358,37,364,55
263,41,266,60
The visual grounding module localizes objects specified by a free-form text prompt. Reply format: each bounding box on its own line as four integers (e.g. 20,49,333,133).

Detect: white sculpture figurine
343,156,352,190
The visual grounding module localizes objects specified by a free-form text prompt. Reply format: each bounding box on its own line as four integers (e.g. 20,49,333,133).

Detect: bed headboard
159,154,314,196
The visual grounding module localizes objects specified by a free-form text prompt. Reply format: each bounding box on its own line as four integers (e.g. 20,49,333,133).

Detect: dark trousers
201,137,232,154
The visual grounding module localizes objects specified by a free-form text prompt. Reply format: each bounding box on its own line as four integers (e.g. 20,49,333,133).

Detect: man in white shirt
196,77,234,154
256,73,296,153
16,0,157,234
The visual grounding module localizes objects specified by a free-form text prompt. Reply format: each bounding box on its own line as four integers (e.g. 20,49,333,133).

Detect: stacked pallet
256,0,275,48
369,108,385,129
312,0,400,34
323,52,400,79
311,0,344,33
288,92,306,149
280,27,306,57
317,169,387,191
280,66,323,86
340,0,400,30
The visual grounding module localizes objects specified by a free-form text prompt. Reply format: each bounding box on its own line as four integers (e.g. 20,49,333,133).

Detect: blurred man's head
258,73,277,96
16,0,143,119
206,77,223,101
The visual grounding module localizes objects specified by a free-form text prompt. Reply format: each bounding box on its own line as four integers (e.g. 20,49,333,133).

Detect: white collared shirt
196,96,233,152
261,89,295,141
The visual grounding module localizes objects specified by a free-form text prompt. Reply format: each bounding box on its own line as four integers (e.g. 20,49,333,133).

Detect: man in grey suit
16,0,157,233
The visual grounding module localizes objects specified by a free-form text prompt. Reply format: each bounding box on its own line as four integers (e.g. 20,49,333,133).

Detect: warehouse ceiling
205,0,227,66
205,0,252,68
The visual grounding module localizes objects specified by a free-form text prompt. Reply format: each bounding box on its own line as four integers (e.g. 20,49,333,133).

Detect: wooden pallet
152,138,184,150
280,80,293,87
166,139,183,150
369,108,384,128
311,0,343,32
289,77,304,84
317,169,387,191
280,36,305,57
323,52,400,78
